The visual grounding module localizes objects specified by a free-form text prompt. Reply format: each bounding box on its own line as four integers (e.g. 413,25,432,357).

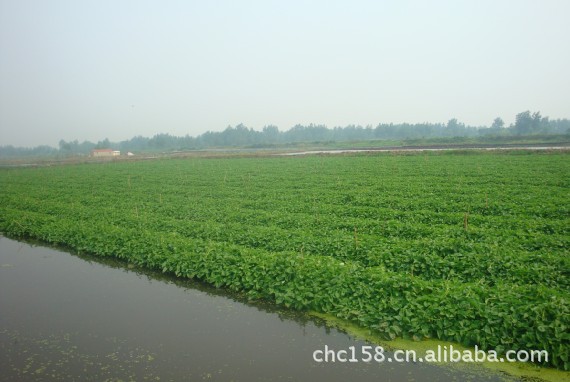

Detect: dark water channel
0,236,509,381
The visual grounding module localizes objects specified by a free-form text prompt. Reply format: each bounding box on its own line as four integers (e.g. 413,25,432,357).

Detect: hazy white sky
1,0,569,147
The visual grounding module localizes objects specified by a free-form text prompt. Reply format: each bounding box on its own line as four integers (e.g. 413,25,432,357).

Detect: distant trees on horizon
1,111,569,158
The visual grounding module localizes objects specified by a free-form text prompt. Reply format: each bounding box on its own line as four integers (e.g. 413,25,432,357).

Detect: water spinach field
1,151,568,372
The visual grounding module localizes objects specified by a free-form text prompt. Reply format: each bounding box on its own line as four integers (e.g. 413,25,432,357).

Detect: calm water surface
0,236,509,381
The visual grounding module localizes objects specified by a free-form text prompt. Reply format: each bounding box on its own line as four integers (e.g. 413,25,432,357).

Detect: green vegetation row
0,151,568,369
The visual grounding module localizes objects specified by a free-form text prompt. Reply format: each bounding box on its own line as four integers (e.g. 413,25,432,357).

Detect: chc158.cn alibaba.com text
313,345,548,364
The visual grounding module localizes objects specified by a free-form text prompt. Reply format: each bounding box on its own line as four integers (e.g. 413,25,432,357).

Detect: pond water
277,146,569,156
0,236,508,381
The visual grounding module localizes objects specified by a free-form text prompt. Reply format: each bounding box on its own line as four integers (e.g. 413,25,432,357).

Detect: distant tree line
1,111,569,158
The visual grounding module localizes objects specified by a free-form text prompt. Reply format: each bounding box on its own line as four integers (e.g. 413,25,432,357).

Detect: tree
59,139,72,153
491,117,504,129
446,118,466,136
531,111,540,132
262,125,280,143
95,138,111,149
514,111,533,135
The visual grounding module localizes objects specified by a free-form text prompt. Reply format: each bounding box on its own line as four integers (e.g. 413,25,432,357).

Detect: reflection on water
277,146,569,156
0,236,507,381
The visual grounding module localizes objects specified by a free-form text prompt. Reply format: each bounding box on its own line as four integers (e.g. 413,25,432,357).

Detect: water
277,146,569,156
0,236,508,381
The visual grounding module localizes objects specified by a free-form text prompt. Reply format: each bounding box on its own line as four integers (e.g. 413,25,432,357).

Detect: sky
0,0,569,148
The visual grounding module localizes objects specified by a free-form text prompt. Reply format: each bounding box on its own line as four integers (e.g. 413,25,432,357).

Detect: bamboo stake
354,227,359,249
